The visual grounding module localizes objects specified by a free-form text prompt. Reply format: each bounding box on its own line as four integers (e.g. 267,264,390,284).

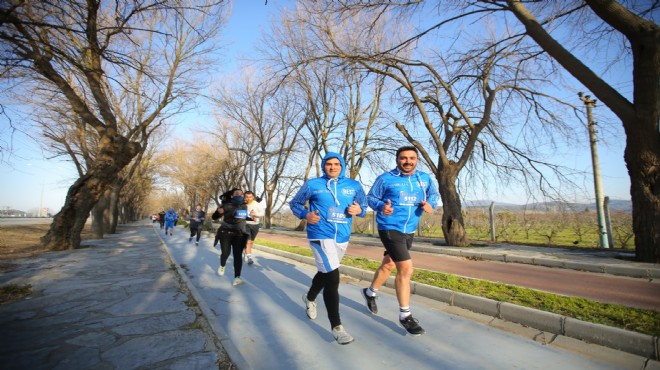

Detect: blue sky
0,1,632,213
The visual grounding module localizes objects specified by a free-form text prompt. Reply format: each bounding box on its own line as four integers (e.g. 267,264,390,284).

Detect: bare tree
212,70,306,228
279,1,582,246
329,0,659,260
263,6,398,182
0,1,228,249
159,138,235,212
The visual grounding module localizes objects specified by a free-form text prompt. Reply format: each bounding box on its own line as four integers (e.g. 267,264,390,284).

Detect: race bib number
234,209,248,219
327,206,348,224
399,190,418,206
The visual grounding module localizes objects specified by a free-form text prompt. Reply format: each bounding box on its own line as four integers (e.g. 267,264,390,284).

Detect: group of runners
163,145,439,345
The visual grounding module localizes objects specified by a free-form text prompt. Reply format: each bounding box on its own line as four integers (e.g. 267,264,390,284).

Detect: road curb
254,244,658,360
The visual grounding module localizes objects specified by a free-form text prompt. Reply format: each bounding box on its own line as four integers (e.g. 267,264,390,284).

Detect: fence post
489,202,496,242
604,196,615,248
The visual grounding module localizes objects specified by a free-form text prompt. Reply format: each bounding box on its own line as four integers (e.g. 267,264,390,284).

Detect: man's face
244,193,254,203
324,158,342,178
196,205,202,211
396,150,418,174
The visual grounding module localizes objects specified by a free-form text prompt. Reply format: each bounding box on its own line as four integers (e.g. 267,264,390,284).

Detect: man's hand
306,210,321,224
347,201,362,216
217,207,224,214
382,199,393,216
420,200,433,214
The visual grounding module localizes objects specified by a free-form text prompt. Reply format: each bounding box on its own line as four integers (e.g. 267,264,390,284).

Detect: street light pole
579,92,609,249
229,147,253,190
228,148,277,192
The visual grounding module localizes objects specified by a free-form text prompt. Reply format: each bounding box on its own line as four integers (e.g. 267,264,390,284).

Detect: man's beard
398,164,415,174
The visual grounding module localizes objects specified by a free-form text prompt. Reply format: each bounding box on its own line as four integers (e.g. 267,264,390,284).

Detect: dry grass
0,224,53,261
0,223,96,269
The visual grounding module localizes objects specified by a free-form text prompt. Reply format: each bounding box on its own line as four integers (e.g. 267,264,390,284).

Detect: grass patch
0,283,32,304
255,238,660,336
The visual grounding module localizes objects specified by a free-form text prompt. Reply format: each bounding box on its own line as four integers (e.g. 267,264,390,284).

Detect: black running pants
307,268,341,328
219,229,247,278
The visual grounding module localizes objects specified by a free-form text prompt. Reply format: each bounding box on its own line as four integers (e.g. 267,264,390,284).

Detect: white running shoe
233,277,243,286
302,293,317,320
217,266,225,276
332,325,354,345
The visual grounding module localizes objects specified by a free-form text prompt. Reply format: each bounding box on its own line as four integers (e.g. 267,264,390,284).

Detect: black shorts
246,224,260,241
378,230,414,262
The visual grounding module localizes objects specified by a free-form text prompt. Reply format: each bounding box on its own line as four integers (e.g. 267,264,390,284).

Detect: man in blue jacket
290,152,367,345
362,146,440,336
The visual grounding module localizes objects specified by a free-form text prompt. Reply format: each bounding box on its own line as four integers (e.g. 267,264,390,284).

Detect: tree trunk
624,116,660,263
628,26,660,262
507,0,660,262
294,219,307,232
108,183,121,233
41,134,139,250
436,171,469,247
91,189,111,238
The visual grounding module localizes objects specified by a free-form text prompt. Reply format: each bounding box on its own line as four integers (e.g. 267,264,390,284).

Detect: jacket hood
321,152,346,179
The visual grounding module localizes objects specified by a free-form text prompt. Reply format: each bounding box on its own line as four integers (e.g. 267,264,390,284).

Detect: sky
0,1,633,213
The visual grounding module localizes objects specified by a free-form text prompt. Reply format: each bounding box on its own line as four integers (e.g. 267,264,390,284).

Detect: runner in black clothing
212,188,249,286
188,204,206,246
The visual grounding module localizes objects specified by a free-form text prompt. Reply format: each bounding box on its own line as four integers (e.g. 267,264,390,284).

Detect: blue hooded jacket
290,152,368,243
367,167,440,234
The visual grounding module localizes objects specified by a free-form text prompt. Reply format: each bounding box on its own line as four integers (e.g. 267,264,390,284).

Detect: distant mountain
463,199,632,212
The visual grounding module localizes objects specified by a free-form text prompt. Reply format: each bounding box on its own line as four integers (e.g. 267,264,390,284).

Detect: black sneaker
399,315,425,336
362,288,378,314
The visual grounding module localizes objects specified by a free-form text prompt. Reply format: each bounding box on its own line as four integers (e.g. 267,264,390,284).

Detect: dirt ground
0,223,95,303
0,223,96,261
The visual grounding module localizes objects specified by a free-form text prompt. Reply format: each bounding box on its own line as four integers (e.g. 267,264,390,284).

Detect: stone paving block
452,292,499,317
101,330,207,369
647,359,660,370
550,335,648,370
104,292,188,316
460,250,483,260
603,265,648,278
504,255,535,264
479,253,506,262
340,265,373,281
562,261,602,273
533,258,565,269
112,310,196,335
158,352,219,370
499,302,562,334
563,317,656,359
439,249,462,257
412,282,453,304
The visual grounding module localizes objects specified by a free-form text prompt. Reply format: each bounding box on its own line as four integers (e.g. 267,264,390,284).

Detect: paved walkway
0,222,232,370
0,221,658,370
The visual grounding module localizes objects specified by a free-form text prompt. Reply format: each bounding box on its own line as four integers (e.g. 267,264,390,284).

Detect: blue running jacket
368,168,440,234
290,152,368,243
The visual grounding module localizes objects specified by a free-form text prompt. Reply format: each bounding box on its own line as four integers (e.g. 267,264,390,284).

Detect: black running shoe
399,315,425,336
362,288,378,314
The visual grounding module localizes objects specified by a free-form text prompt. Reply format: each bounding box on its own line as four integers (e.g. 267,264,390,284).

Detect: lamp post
579,92,609,249
229,148,277,192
